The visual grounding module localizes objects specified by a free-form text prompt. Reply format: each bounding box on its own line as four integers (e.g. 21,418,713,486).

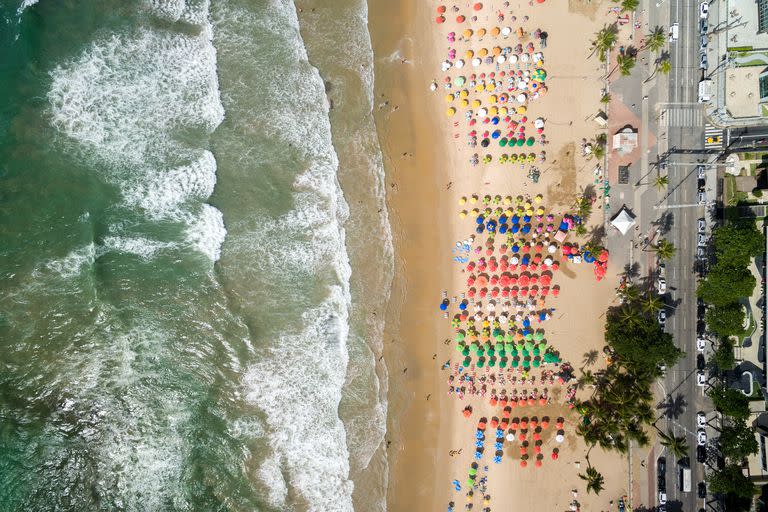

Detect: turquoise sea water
0,1,391,510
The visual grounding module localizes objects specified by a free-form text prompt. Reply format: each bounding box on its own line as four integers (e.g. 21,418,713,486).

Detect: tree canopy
719,419,759,461
708,463,757,499
697,263,756,306
705,303,746,339
707,384,750,420
712,339,736,372
605,311,682,373
713,222,765,267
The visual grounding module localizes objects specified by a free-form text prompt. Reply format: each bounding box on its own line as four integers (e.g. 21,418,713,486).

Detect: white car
658,262,666,278
696,338,706,352
697,428,707,446
659,492,668,505
700,1,709,18
697,412,707,427
696,371,707,387
658,277,667,294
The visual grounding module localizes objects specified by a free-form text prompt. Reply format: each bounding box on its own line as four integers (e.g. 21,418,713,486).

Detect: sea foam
48,2,226,261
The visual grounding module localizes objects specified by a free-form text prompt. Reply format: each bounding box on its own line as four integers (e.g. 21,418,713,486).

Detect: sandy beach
370,0,636,510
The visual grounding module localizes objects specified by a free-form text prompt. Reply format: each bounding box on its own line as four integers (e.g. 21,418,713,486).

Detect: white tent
611,206,635,235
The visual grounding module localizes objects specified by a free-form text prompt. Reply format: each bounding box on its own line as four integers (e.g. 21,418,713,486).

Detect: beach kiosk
610,206,635,235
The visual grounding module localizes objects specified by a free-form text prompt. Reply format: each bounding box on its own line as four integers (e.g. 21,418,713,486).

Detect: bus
680,466,692,492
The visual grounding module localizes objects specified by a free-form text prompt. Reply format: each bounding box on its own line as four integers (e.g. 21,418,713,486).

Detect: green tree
697,264,756,306
705,303,746,338
644,27,666,52
600,93,611,104
620,0,639,12
712,339,736,372
658,58,672,75
719,419,759,461
591,25,618,62
651,238,676,260
640,294,663,315
653,174,668,190
658,429,689,460
617,54,636,76
708,384,750,420
579,466,606,495
713,222,765,266
605,313,683,372
708,463,757,499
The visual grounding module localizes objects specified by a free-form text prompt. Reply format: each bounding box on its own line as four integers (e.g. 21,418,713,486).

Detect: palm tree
590,25,618,62
579,466,606,495
641,294,663,315
600,93,611,104
644,55,672,83
618,54,636,76
619,284,641,303
617,305,642,325
644,27,666,53
659,429,689,460
579,370,597,389
653,173,669,190
621,0,639,12
652,238,676,260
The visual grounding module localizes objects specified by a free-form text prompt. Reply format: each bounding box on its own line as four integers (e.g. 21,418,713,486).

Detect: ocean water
0,1,391,510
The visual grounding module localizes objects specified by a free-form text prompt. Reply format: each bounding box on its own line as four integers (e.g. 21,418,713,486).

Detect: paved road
727,126,768,150
657,0,713,509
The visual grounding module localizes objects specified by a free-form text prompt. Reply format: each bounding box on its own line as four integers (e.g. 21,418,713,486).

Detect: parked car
659,491,668,505
658,456,667,478
696,338,706,352
700,53,708,69
697,411,707,427
700,34,708,49
697,428,707,446
658,262,666,277
697,370,707,387
697,165,706,178
658,277,667,294
698,190,707,204
696,246,706,259
698,218,706,232
700,19,708,34
697,445,707,463
698,233,707,247
698,481,707,498
700,1,709,17
697,178,706,190
697,353,706,370
658,309,667,327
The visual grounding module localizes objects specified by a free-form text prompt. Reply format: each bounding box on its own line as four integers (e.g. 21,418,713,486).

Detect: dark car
697,354,706,370
698,178,706,190
700,19,708,34
697,445,707,463
698,481,707,498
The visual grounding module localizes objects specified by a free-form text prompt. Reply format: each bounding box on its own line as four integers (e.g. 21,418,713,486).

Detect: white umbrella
534,118,545,129
508,54,518,63
544,257,553,266
496,54,506,64
520,53,529,63
506,433,515,442
533,52,543,61
556,434,565,443
510,256,519,264
477,107,488,117
455,59,465,69
516,93,527,103
547,245,556,254
472,57,482,67
430,82,438,91
441,60,452,71
501,27,512,36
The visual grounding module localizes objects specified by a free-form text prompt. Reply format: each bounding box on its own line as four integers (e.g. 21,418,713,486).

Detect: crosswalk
660,105,704,127
704,124,723,149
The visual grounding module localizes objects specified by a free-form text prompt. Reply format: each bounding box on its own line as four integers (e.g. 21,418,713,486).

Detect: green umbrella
463,358,471,367
477,347,485,357
533,348,540,356
505,342,513,352
526,137,535,146
522,359,531,368
488,358,496,367
456,332,466,341
532,358,541,368
469,468,477,476
516,138,525,147
499,138,508,147
487,348,495,357
454,75,466,86
534,332,544,341
462,348,471,356
511,349,519,357
522,349,529,358
508,137,517,146
525,341,534,351
511,359,519,368
477,358,485,368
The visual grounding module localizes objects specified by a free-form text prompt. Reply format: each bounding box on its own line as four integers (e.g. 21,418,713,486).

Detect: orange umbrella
491,27,501,36
457,15,466,23
463,408,473,418
436,16,446,23
474,2,483,10
437,5,447,13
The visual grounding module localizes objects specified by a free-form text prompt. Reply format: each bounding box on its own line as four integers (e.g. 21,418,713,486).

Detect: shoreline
370,0,636,509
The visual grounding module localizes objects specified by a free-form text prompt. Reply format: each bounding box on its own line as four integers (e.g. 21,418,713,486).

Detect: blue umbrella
521,224,531,234
493,455,502,464
511,215,520,224
494,442,503,450
459,302,467,310
476,225,485,234
476,440,484,448
499,215,507,224
476,215,485,224
523,318,531,327
523,215,531,223
452,479,461,491
492,130,501,139
539,312,547,321
498,224,508,234
511,224,520,233
559,221,569,231
476,431,485,439
522,255,530,265
491,116,500,125
440,301,448,311
486,220,496,231
475,451,483,460
511,245,519,253
496,429,504,437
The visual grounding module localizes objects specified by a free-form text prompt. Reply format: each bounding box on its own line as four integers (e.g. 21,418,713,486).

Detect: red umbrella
511,421,519,429
520,460,528,468
552,286,560,297
551,451,559,460
520,420,528,429
490,418,499,428
510,288,519,297
436,15,446,23
522,245,531,253
491,288,499,297
478,421,487,430
520,446,527,455
467,262,476,271
529,419,538,428
437,5,447,12
556,421,564,429
551,262,560,271
474,2,483,10
528,397,535,406
519,433,527,441
479,288,487,298
502,410,511,418
468,288,476,297
456,15,466,22
489,397,498,406
463,408,472,418
467,277,475,286
541,420,549,429
533,433,541,441
501,288,510,297
535,459,543,467
490,276,499,285
530,275,538,284
534,445,542,453
520,287,528,297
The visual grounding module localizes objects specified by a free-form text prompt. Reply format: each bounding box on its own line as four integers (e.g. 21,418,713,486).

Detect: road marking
704,124,723,149
660,105,703,126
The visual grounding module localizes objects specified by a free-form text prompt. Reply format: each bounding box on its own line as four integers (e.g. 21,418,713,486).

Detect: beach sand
370,0,633,509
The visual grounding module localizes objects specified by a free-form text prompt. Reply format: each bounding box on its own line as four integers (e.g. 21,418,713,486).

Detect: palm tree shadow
656,393,687,420
651,211,674,236
582,349,599,369
622,262,641,281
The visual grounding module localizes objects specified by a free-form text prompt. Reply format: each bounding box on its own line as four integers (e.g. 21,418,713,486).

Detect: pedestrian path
704,124,723,150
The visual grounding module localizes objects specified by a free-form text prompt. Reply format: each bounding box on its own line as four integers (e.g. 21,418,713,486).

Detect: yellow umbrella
524,202,532,209
446,106,456,116
516,106,527,115
466,49,475,59
499,106,508,115
484,207,492,215
477,28,487,37
536,206,545,215
486,83,496,92
471,208,480,214
475,84,485,93
463,28,473,38
534,194,543,204
460,89,469,98
461,99,469,108
445,94,455,103
505,208,513,216
470,195,478,204
488,106,498,115
503,196,512,205
491,27,501,36
489,94,498,104
472,99,482,108
459,197,467,205
478,48,488,57
459,211,468,218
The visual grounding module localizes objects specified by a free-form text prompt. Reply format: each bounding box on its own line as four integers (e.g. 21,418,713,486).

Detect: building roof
735,175,759,193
